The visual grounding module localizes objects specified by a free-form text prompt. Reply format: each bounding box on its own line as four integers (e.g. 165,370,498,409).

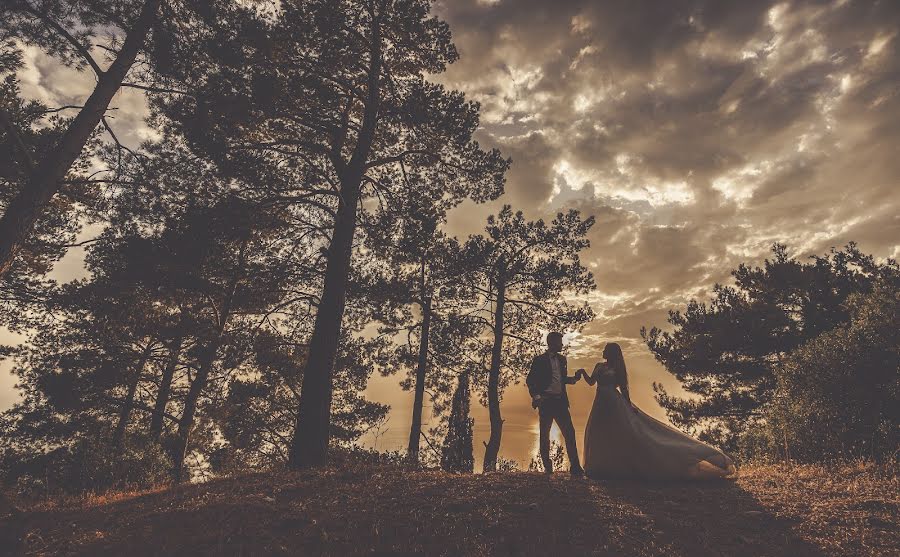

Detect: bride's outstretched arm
582,365,599,386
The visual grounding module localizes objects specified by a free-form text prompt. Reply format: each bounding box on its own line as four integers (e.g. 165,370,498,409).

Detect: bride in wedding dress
580,343,736,480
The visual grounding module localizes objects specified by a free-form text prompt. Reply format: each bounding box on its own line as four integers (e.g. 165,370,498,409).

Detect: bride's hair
603,342,627,388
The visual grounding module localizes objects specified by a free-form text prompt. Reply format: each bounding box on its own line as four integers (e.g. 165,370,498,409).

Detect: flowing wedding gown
582,363,736,480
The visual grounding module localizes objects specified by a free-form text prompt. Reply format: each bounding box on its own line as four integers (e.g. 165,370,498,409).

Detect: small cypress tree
441,373,474,473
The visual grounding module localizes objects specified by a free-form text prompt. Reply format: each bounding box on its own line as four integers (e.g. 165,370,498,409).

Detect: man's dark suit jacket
526,352,577,407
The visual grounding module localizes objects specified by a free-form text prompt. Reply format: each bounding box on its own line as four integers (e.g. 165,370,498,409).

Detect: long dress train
582,364,736,480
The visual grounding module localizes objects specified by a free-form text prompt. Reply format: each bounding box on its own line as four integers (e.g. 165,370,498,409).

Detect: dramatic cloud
436,0,900,343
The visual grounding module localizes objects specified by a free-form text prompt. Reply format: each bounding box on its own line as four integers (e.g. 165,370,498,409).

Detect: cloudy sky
3,0,900,468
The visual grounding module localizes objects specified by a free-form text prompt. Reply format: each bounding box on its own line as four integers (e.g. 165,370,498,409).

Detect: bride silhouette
580,343,736,480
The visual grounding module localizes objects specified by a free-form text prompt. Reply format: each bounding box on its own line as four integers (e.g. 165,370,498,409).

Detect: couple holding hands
526,332,736,480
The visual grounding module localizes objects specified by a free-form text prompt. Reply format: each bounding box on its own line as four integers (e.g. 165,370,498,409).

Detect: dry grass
737,461,898,556
4,461,898,556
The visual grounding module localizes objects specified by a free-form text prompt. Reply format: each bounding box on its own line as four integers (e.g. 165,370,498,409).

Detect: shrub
6,437,172,500
763,281,899,462
527,440,567,472
497,457,520,472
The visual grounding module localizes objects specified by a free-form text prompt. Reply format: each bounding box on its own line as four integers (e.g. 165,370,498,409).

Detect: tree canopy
643,243,899,455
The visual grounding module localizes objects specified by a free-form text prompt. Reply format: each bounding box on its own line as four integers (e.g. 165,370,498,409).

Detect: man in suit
526,331,585,477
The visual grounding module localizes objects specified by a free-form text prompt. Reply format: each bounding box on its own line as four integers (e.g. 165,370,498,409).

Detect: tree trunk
288,17,382,470
171,245,245,482
288,183,362,469
150,335,183,440
171,341,220,482
112,344,154,450
482,279,506,472
0,0,161,280
407,294,432,464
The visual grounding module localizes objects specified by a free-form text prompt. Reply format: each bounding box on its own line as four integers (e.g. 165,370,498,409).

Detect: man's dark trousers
538,395,581,473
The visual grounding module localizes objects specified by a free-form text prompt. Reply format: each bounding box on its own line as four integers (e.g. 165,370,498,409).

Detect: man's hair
546,331,563,343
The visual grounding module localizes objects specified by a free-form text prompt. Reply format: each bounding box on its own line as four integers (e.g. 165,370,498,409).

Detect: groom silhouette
526,331,584,477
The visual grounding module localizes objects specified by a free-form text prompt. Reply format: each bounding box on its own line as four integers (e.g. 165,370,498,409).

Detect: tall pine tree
441,372,473,473
462,206,595,471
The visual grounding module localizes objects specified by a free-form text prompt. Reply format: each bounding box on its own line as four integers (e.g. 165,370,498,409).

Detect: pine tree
463,206,595,471
643,243,899,451
151,0,509,468
441,372,473,474
0,0,163,279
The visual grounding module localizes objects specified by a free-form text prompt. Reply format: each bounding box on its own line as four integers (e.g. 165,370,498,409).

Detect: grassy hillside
5,462,898,556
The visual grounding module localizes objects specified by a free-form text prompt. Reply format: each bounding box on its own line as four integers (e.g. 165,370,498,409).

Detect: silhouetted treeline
643,243,899,462
0,1,598,494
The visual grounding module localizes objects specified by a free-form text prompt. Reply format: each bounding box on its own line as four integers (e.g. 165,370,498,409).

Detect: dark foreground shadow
589,478,824,557
14,471,829,557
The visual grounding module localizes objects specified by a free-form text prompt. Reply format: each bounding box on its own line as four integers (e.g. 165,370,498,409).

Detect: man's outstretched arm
562,357,581,384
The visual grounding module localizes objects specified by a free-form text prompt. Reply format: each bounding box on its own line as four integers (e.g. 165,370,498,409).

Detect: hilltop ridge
7,462,898,556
